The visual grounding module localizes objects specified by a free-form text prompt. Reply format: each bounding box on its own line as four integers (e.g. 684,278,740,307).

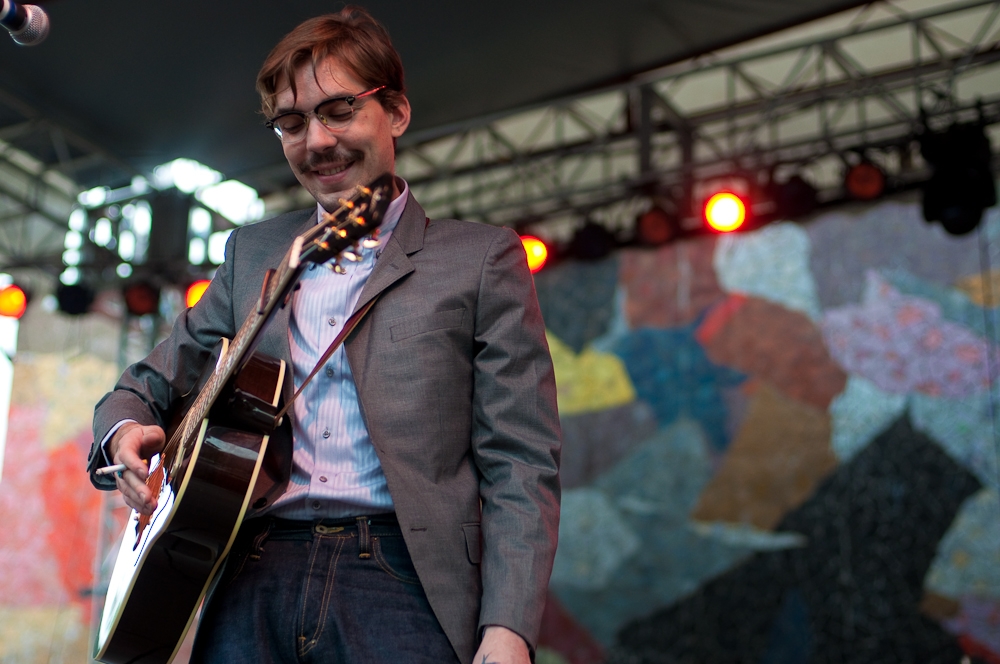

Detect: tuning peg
362,238,380,248
329,263,347,274
342,251,360,262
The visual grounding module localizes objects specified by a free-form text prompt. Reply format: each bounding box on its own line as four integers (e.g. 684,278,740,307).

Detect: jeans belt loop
356,516,372,559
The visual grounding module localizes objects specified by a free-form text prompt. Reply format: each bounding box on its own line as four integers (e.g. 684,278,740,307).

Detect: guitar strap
273,293,382,425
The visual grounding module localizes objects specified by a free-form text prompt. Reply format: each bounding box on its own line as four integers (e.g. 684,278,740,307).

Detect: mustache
297,149,363,172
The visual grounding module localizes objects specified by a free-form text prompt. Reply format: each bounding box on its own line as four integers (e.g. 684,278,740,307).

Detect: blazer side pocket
390,308,466,342
461,522,482,565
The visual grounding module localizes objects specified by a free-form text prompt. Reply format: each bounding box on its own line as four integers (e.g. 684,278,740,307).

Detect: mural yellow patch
546,332,635,416
954,269,1000,308
11,353,119,451
0,606,89,663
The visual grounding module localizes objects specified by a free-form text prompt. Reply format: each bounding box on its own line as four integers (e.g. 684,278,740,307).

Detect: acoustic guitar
94,174,394,664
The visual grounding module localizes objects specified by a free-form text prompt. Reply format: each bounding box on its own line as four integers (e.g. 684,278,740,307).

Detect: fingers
111,423,166,515
116,463,156,515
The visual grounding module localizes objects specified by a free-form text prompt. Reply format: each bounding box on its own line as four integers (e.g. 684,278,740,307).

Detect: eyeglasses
266,86,386,142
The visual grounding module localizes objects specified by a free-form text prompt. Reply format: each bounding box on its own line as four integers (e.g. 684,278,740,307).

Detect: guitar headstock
294,173,394,269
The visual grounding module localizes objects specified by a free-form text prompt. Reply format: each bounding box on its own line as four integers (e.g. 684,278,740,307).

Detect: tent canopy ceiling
0,0,866,193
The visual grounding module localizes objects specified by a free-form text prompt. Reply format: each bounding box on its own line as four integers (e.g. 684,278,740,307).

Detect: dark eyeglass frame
266,85,386,142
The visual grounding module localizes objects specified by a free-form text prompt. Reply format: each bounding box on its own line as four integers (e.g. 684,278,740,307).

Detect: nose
304,115,339,152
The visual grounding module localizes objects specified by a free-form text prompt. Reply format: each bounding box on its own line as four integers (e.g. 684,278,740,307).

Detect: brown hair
256,6,406,118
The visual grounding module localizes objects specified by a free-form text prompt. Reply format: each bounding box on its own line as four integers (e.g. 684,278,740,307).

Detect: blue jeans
190,515,462,663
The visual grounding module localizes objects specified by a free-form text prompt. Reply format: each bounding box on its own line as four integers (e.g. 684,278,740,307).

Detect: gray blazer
88,192,562,662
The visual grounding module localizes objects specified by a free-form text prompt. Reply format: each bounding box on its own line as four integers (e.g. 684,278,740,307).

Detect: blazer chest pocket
390,308,466,342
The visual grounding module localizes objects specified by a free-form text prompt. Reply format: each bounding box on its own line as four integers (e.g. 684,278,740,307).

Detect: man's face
274,57,410,210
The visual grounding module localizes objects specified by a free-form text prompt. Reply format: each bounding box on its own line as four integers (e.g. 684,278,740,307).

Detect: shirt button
322,429,331,438
325,366,334,377
328,317,336,326
312,500,321,510
319,476,328,483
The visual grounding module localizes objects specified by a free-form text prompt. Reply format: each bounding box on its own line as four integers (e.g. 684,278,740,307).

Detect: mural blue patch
535,255,620,353
609,325,745,450
925,488,1000,598
911,386,1000,489
714,223,822,320
552,419,791,646
829,375,907,462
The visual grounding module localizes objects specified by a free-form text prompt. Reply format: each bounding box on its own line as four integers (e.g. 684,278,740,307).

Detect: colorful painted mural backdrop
2,198,1000,664
535,200,1000,664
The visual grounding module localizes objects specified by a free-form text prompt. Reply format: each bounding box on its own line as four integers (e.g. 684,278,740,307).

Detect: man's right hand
110,423,166,515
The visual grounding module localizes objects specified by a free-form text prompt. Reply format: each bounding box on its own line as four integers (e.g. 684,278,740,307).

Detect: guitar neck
166,253,301,463
157,174,393,474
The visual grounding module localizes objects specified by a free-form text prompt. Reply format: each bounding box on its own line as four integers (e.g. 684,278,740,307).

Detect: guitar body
95,341,285,664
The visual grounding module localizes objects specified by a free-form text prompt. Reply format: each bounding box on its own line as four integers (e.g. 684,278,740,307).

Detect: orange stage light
0,284,28,319
520,235,549,273
704,192,747,232
185,280,211,308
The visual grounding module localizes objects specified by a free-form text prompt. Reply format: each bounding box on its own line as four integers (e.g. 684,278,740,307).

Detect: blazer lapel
353,192,425,312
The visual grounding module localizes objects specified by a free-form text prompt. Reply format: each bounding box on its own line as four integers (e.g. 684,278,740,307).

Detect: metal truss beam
394,0,1000,231
0,86,137,272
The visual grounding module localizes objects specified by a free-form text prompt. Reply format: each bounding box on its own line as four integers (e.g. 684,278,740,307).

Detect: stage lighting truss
389,0,1000,235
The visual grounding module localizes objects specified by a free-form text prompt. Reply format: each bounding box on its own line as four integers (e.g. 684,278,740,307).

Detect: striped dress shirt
265,182,408,520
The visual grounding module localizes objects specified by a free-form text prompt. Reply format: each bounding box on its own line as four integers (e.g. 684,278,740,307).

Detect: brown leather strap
273,294,380,424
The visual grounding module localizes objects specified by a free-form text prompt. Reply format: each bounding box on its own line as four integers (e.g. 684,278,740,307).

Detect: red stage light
520,235,549,273
185,280,211,308
123,282,160,316
845,162,885,201
704,192,747,232
0,284,27,319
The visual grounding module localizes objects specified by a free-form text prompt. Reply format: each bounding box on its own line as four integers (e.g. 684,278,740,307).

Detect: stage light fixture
123,282,161,317
0,284,28,319
773,175,818,220
520,236,549,273
920,122,996,236
56,283,94,316
704,192,747,232
185,279,211,308
636,207,678,246
845,161,885,201
568,222,617,260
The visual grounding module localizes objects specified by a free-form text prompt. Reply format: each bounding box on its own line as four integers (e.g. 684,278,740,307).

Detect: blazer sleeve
470,227,562,648
87,228,240,489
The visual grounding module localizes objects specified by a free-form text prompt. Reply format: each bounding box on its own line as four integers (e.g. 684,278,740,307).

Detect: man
87,7,561,663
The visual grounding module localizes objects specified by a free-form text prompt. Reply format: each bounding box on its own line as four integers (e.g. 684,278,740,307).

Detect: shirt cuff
100,419,137,466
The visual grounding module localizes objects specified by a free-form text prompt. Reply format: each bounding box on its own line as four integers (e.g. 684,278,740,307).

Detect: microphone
0,0,49,46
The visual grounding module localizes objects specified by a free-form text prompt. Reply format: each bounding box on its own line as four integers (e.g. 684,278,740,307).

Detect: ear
388,95,411,139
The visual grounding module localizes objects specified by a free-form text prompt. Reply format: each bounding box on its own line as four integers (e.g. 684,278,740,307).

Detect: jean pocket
372,535,421,585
